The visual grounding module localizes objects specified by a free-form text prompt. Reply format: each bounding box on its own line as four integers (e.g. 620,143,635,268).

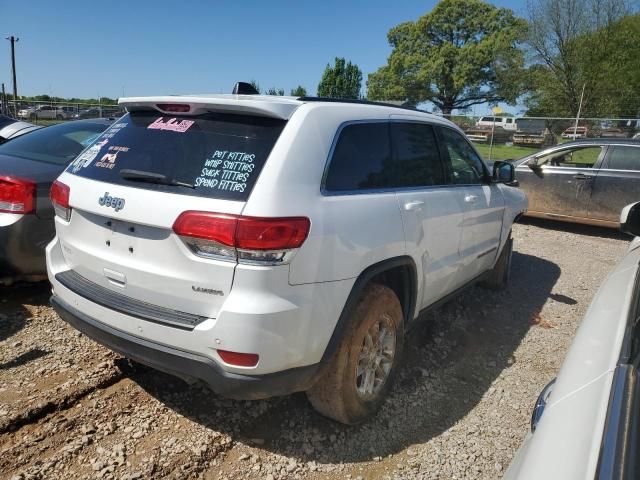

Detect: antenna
232,82,259,95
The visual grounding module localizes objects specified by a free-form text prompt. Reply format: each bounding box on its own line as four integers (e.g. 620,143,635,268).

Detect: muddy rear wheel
306,283,404,425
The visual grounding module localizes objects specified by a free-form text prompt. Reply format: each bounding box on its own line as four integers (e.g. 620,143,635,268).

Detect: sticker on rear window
147,117,195,133
69,138,109,173
195,150,256,193
101,122,128,140
95,146,129,169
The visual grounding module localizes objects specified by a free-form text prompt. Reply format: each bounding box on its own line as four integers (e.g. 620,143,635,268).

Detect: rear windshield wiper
119,169,195,189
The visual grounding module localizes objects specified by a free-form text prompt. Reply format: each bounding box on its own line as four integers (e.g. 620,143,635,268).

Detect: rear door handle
574,174,593,181
404,200,424,211
464,194,478,203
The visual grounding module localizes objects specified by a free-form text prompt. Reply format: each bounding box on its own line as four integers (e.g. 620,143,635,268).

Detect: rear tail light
0,176,35,214
50,180,71,221
217,350,259,367
172,211,310,265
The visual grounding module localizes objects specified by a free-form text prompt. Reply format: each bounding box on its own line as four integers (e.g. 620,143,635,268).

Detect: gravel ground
0,219,631,480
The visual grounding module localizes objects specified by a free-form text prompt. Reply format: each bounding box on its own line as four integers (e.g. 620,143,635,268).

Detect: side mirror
493,160,516,185
620,202,640,236
528,157,542,170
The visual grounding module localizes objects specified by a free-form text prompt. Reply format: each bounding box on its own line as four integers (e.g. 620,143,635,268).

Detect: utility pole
5,36,19,117
574,83,586,136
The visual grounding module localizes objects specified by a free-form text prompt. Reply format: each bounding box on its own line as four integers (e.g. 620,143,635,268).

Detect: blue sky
2,0,528,113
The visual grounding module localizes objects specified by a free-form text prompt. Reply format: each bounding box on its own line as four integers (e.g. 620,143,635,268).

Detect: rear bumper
0,213,52,284
51,294,322,399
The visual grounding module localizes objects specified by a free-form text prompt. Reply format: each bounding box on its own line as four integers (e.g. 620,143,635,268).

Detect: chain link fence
441,114,640,161
1,93,638,162
0,97,123,124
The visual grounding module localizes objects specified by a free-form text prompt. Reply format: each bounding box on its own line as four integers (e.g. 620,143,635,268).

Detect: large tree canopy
525,0,637,117
317,58,362,99
367,0,527,114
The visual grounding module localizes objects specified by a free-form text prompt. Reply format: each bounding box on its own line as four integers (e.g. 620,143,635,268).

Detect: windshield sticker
70,139,109,173
194,150,255,193
147,117,195,133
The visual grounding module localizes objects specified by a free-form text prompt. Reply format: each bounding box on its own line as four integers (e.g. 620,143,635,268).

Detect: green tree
265,87,285,96
317,58,362,99
290,85,307,96
367,0,527,114
249,80,261,94
526,0,636,117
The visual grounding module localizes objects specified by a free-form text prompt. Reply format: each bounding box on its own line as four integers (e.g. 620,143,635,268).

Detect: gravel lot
0,219,631,480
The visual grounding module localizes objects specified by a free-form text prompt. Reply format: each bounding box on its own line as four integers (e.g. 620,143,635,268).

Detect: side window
389,122,445,187
537,146,602,168
438,127,486,185
324,123,391,192
607,146,640,171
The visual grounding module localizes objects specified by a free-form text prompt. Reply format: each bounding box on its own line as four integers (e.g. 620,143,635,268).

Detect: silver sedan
505,202,640,479
513,139,640,227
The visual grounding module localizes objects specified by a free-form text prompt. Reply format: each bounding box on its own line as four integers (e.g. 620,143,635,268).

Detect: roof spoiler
232,82,259,95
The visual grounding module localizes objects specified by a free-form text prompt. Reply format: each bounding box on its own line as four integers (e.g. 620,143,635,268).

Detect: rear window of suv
67,111,286,202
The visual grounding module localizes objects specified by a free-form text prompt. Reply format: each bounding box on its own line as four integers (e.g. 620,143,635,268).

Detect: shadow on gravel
0,282,50,342
129,250,561,464
520,216,629,241
0,348,50,370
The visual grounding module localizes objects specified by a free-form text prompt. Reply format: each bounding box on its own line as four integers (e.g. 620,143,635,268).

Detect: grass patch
475,143,538,161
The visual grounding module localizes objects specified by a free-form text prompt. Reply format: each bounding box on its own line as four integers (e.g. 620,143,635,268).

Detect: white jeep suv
46,92,527,424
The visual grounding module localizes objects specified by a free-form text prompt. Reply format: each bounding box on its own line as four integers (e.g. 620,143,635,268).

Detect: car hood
0,153,66,184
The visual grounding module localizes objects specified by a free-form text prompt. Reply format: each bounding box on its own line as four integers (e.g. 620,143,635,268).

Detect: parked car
600,127,629,138
0,115,41,144
22,105,66,121
504,202,640,480
46,93,527,424
17,106,37,119
512,118,557,147
59,106,77,119
475,116,517,131
73,107,123,119
560,125,588,140
0,119,113,285
465,125,513,144
513,138,640,227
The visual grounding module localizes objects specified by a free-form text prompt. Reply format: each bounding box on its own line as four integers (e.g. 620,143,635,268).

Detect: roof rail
296,96,423,113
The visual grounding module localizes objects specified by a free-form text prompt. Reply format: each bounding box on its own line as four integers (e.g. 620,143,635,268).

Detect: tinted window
0,116,16,129
0,121,108,165
67,112,286,202
324,122,391,191
607,146,640,171
390,122,444,187
439,127,486,185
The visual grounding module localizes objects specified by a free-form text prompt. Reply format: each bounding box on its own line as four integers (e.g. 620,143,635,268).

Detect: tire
306,283,404,425
481,234,513,290
56,114,63,120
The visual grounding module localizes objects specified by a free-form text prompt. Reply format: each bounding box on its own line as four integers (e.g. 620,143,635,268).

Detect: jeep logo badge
98,192,126,212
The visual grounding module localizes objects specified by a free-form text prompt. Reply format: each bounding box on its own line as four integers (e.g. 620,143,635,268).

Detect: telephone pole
5,36,19,117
